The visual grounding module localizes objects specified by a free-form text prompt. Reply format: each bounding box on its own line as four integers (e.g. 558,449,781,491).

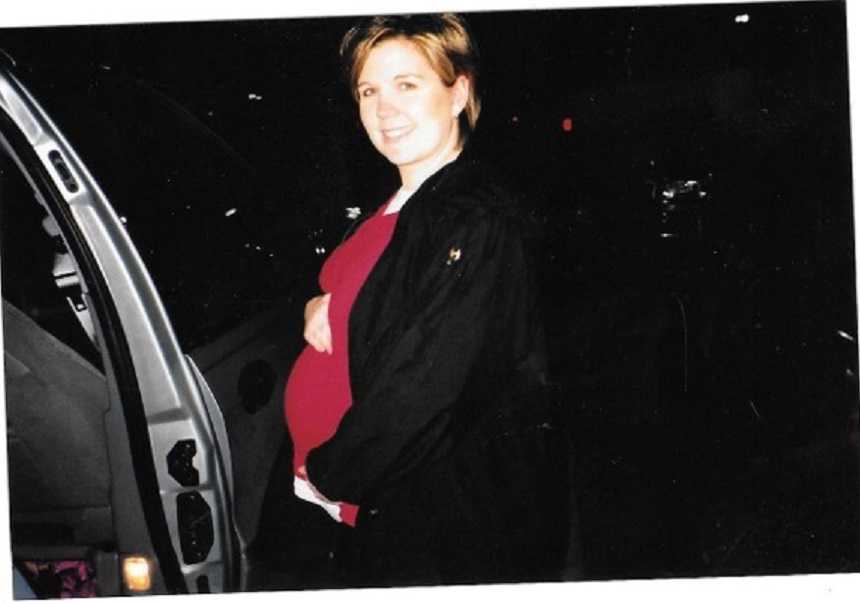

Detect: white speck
248,93,263,101
119,216,128,224
837,330,855,342
99,64,112,71
207,110,215,117
749,400,761,419
225,208,238,217
315,246,326,255
244,243,251,248
660,233,676,239
345,206,362,220
735,14,750,24
255,245,262,251
185,205,191,210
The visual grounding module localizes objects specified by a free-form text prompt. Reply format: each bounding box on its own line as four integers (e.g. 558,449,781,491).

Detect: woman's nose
376,91,397,117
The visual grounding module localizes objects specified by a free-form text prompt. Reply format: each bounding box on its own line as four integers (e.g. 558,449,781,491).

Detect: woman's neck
398,144,463,191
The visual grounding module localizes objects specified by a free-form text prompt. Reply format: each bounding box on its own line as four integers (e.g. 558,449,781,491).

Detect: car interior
0,149,114,571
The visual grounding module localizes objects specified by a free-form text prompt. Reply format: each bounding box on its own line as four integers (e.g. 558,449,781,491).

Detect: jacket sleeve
305,209,532,503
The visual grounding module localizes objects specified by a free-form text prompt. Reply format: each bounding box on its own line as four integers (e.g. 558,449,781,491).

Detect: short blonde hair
339,13,482,143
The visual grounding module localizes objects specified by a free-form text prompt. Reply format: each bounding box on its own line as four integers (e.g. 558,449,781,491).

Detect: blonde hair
339,13,482,143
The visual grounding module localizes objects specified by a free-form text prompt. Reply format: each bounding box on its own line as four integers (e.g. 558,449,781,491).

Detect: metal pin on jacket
446,246,462,265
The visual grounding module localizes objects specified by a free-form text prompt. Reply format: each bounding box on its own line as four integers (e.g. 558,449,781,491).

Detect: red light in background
562,117,573,132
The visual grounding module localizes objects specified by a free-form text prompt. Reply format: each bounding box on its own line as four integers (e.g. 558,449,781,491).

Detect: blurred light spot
225,208,238,217
315,246,326,255
99,64,112,71
345,206,362,219
123,556,152,592
838,330,855,342
248,93,263,101
562,117,573,132
735,14,750,23
511,115,519,124
119,216,128,224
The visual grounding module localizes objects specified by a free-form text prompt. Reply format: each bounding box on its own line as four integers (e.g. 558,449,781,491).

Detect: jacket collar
396,142,520,220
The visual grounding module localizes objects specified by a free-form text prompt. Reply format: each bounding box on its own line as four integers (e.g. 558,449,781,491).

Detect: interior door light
122,556,153,592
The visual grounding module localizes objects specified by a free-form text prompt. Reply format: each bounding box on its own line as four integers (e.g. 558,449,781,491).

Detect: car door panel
1,65,237,594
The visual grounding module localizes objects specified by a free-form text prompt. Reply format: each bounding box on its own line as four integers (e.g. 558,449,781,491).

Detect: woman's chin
380,148,418,168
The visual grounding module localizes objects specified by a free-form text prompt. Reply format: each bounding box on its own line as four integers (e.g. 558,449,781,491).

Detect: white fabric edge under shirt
294,475,342,522
384,186,416,215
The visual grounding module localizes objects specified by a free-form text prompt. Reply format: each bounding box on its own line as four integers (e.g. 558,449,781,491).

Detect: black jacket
306,150,568,585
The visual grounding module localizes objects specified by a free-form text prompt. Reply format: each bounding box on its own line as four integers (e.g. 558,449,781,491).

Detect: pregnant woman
284,13,568,587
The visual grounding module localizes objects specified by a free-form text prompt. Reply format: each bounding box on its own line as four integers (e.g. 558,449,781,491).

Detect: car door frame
0,63,238,595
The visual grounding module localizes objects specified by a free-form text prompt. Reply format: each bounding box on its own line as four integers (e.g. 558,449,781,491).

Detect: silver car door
0,64,236,594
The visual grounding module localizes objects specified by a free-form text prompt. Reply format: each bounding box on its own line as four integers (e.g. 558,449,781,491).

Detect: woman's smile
381,125,413,141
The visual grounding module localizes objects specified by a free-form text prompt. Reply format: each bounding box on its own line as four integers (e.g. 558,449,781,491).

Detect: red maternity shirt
284,203,399,527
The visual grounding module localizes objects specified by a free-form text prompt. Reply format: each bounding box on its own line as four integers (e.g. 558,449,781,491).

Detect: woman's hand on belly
304,293,333,354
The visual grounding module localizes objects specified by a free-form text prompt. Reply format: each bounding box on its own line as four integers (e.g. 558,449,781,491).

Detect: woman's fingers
303,293,333,354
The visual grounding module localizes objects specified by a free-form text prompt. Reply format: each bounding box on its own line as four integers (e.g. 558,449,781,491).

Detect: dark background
1,0,858,581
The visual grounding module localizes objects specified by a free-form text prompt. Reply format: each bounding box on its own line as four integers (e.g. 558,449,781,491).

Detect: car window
17,70,310,351
0,149,102,369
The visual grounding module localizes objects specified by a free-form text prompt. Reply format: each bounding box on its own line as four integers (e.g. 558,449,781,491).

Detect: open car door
1,61,242,595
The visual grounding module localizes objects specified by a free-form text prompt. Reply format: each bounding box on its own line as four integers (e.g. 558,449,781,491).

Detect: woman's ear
451,75,470,118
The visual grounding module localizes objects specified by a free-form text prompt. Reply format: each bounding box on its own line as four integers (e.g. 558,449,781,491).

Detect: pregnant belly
284,345,352,469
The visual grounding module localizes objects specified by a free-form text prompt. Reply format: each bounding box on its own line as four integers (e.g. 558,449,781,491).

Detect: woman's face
356,37,467,188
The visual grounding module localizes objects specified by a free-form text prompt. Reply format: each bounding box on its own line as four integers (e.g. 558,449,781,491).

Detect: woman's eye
359,88,375,98
398,81,417,91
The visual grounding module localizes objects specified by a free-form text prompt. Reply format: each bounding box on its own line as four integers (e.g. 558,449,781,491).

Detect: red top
284,203,399,527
